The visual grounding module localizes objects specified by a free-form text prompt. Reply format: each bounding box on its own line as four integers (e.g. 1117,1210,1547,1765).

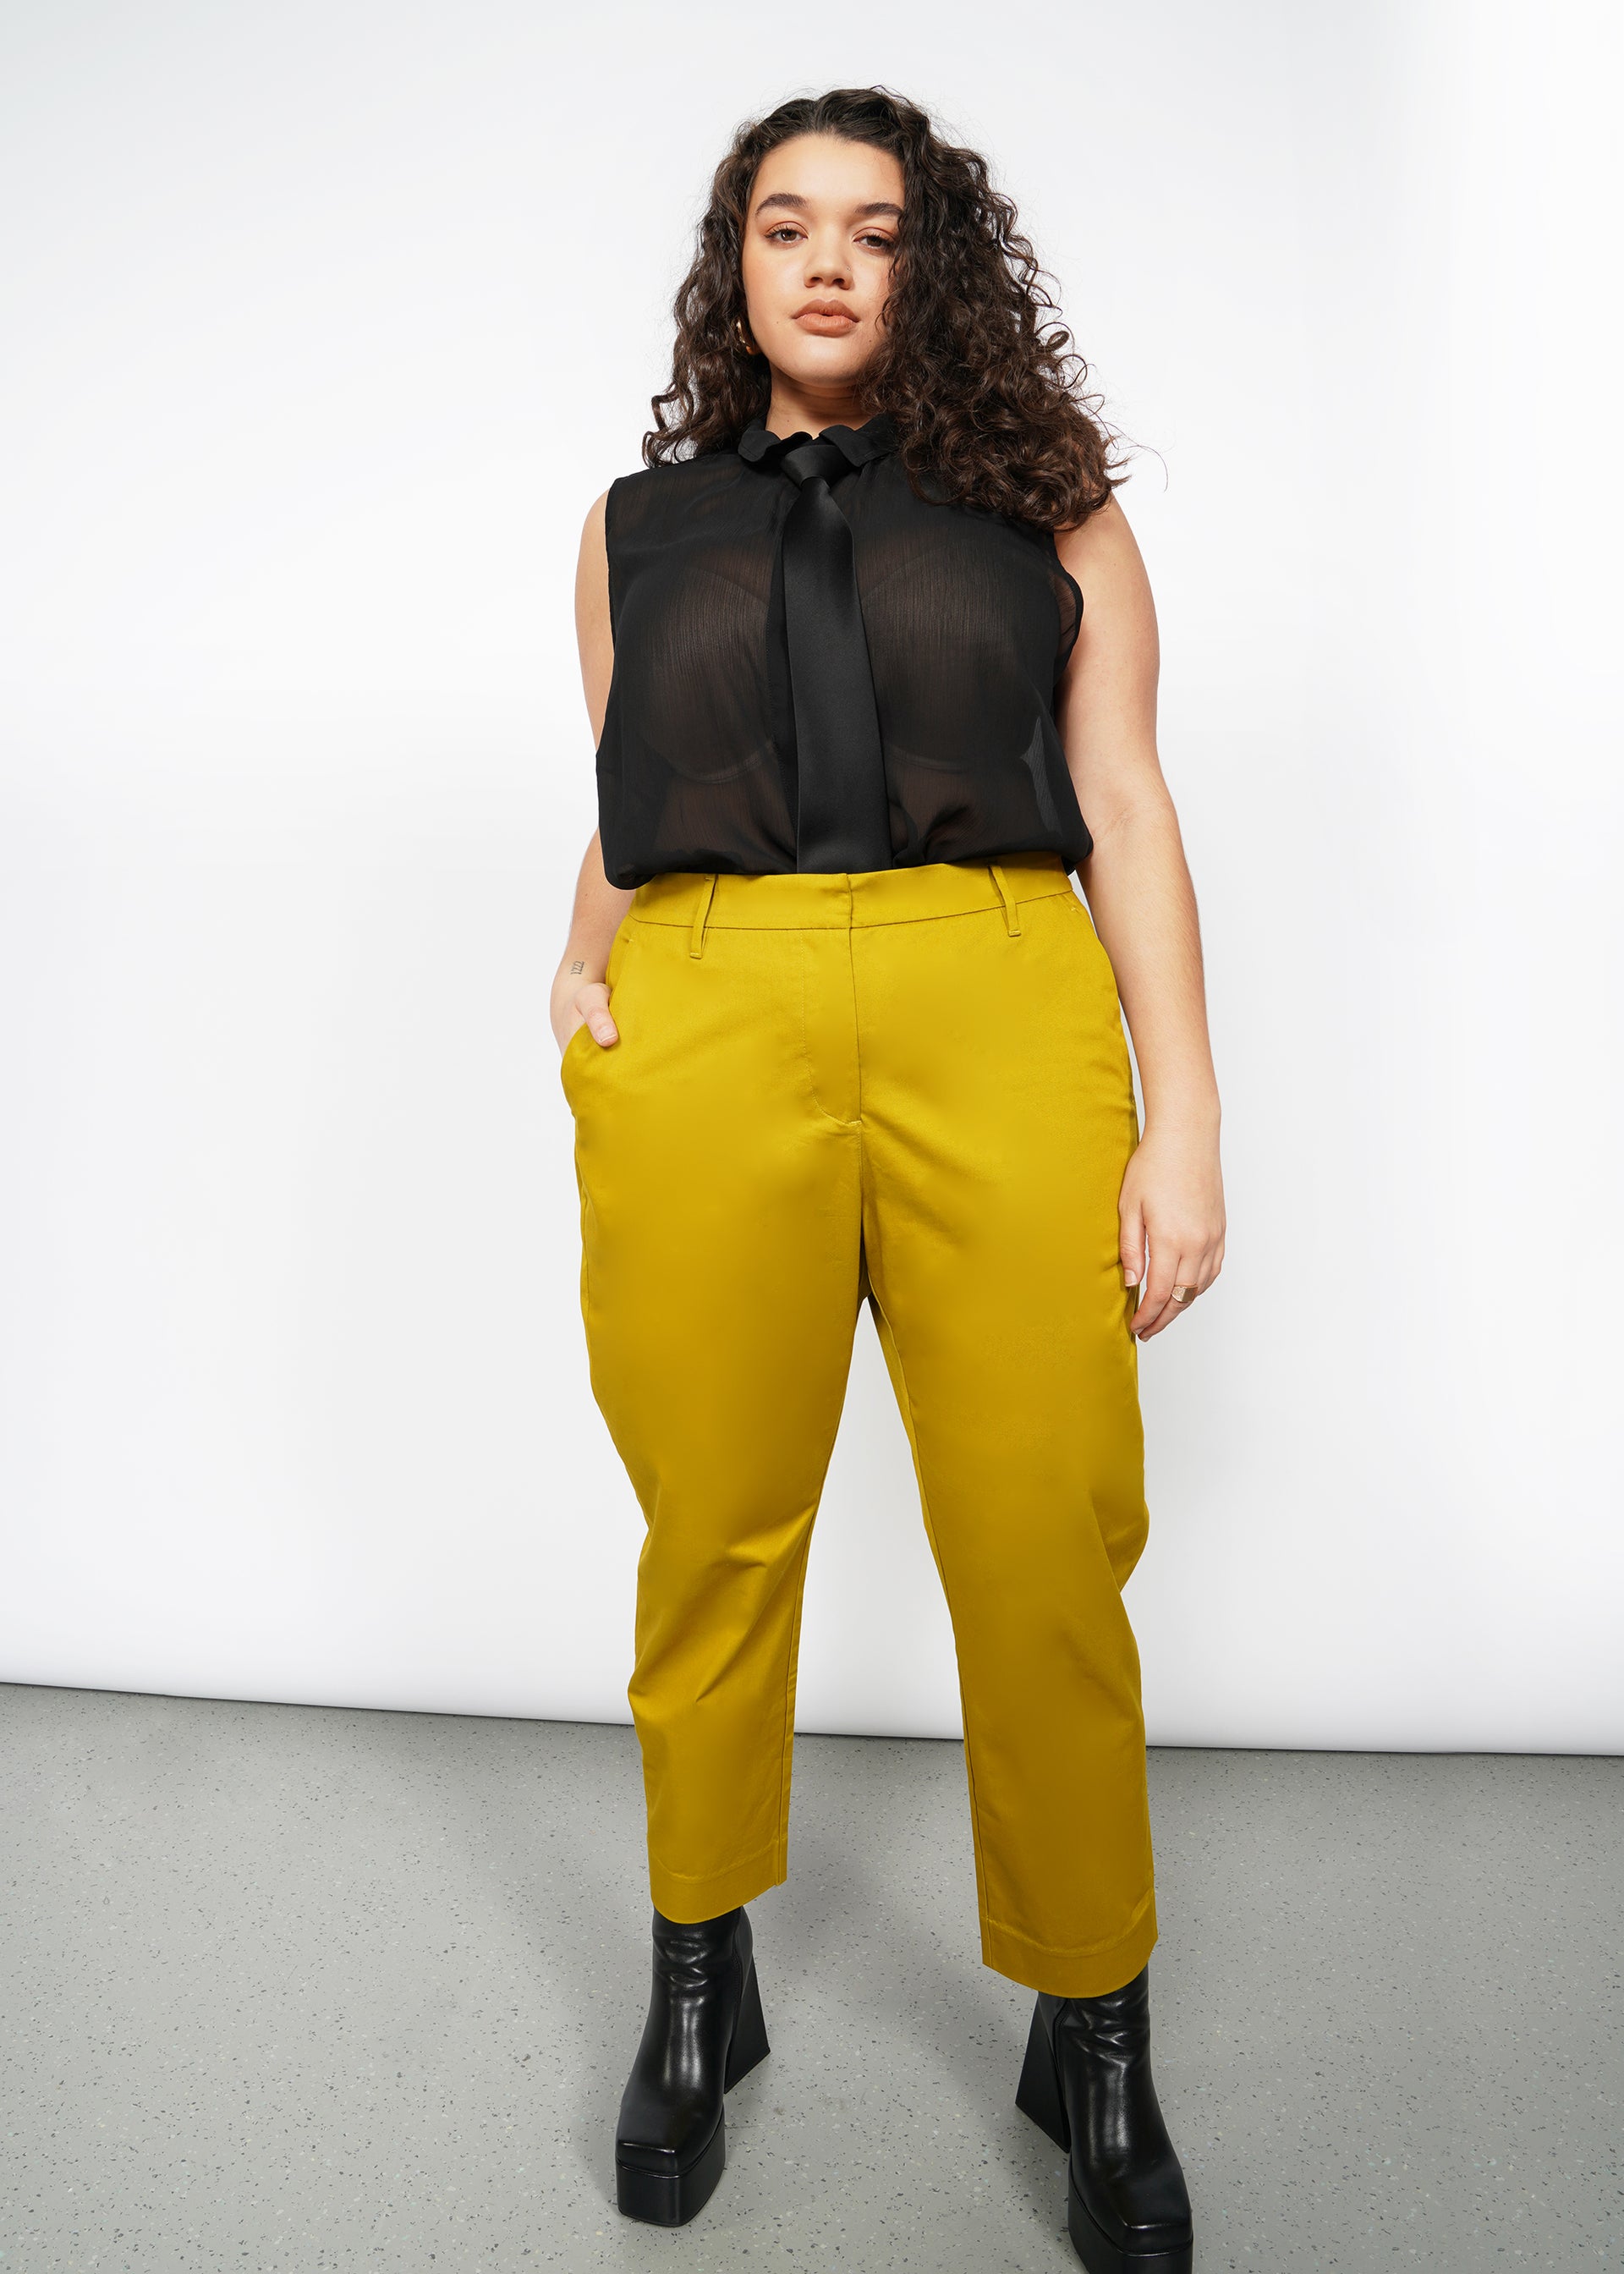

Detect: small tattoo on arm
569,960,584,975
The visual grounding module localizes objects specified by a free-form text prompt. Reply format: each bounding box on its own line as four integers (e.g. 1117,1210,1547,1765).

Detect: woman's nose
804,242,851,289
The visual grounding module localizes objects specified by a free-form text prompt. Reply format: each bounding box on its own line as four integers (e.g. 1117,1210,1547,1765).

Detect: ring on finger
1170,1283,1198,1305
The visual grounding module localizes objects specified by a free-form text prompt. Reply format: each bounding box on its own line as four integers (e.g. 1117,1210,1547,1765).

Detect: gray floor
1,1689,1618,2274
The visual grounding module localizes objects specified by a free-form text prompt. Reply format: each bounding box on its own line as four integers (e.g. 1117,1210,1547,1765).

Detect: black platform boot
1015,1964,1193,2272
613,1903,771,2227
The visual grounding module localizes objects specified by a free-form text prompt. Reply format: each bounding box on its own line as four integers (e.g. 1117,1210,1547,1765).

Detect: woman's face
738,133,904,392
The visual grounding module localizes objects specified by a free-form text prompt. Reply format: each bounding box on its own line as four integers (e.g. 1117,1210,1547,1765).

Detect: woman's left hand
1118,1124,1226,1341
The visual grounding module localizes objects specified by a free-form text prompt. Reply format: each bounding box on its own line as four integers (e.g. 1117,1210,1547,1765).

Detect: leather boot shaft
614,1904,770,2227
1018,1964,1193,2271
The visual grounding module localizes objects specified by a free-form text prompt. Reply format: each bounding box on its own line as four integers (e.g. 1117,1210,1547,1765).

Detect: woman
554,87,1223,2271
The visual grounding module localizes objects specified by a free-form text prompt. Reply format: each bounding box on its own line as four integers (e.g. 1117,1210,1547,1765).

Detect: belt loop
689,871,718,958
989,861,1022,937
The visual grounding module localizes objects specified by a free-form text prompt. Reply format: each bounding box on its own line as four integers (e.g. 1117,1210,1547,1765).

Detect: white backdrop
3,0,1620,1750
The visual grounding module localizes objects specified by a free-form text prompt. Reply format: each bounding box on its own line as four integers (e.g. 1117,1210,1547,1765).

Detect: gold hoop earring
733,316,760,357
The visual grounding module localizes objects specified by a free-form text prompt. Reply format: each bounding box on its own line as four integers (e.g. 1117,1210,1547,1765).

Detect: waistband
630,853,1076,955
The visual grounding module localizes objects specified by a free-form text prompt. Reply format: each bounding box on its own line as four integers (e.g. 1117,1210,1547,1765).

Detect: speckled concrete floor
0,1688,1617,2272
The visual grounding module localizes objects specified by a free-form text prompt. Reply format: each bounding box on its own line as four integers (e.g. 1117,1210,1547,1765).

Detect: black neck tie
777,437,892,872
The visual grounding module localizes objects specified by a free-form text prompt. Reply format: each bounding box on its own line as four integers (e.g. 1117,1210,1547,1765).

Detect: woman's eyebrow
753,193,904,220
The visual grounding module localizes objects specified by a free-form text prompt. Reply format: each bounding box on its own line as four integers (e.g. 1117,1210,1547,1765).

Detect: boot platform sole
614,1958,771,2227
1016,2001,1193,2274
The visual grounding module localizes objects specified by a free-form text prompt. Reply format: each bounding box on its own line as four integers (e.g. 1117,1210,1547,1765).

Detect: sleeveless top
592,409,1093,888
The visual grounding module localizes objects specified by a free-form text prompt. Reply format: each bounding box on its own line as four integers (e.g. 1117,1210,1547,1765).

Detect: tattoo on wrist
569,960,584,975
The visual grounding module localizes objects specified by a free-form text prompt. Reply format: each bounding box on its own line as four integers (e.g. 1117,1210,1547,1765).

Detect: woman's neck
762,372,872,439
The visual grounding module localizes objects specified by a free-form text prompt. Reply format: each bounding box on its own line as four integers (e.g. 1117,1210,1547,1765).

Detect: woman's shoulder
604,446,749,535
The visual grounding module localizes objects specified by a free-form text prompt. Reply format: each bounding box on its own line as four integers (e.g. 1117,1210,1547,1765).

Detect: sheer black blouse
591,409,1092,887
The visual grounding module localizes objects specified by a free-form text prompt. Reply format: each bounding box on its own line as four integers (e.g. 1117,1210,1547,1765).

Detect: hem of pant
979,1884,1159,1998
649,1843,786,1924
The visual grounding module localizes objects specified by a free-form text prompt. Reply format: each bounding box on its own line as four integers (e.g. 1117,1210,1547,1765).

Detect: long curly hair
645,87,1126,531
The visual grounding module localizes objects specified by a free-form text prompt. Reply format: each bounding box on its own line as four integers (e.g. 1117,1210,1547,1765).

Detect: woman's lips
795,309,859,334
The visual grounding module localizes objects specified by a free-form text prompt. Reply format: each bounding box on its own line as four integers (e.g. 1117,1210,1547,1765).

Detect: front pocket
1059,887,1098,937
559,918,637,1102
1058,888,1117,972
559,1013,598,1093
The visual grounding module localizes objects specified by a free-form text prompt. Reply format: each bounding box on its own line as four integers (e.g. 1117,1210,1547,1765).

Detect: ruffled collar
738,409,899,472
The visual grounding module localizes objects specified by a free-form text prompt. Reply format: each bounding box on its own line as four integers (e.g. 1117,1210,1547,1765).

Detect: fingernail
1123,1272,1138,1288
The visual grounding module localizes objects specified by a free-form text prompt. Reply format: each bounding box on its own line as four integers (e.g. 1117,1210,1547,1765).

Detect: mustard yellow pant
560,851,1157,1997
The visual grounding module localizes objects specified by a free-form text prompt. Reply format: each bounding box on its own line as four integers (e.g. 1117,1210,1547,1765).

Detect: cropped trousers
560,850,1158,1998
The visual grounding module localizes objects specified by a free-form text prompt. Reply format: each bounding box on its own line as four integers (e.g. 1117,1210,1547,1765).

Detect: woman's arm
1054,497,1226,1339
552,488,634,1054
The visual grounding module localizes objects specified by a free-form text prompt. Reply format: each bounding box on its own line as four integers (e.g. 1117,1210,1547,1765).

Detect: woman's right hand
553,968,618,1056
555,833,634,1057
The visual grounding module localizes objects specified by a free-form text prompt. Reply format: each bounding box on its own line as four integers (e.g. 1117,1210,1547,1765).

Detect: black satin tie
776,437,892,871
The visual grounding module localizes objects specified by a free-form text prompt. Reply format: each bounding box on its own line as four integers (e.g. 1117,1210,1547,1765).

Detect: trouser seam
860,1221,997,1936
774,1198,860,1867
776,1526,814,1876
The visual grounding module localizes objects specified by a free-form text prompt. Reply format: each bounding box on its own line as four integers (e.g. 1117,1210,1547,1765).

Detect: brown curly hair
644,86,1126,531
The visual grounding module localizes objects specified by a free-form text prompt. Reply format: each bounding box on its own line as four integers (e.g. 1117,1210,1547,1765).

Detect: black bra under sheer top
592,409,1091,889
